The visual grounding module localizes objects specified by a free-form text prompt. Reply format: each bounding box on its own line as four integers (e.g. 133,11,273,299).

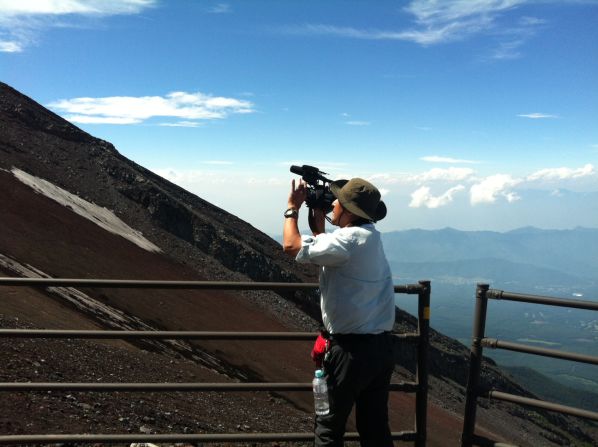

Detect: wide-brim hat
330,178,387,222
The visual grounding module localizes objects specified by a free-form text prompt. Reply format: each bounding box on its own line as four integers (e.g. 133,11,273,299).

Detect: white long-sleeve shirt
295,223,395,334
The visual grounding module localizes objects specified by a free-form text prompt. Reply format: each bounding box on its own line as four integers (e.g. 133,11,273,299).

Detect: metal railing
461,284,598,447
0,278,431,446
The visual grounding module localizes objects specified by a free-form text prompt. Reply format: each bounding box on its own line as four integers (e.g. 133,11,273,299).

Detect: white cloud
367,173,400,185
517,113,559,119
287,0,545,60
159,121,204,128
290,0,527,45
0,40,22,52
0,0,156,16
48,91,254,126
421,155,479,164
519,16,546,27
470,174,521,205
345,120,371,126
287,22,485,45
398,15,497,45
527,164,594,181
409,185,465,208
410,167,476,183
492,39,524,60
208,3,232,14
0,0,156,52
404,0,523,24
63,115,141,125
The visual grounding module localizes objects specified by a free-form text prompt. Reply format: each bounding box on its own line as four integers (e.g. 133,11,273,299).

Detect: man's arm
308,208,325,236
283,179,306,257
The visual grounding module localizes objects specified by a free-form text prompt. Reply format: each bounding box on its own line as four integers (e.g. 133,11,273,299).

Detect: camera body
290,165,335,213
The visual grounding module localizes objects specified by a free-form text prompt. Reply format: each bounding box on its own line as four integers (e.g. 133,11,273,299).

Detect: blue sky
2,0,597,235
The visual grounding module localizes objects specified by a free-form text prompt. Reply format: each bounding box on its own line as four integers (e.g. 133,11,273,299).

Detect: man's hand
308,208,325,236
283,178,306,257
288,178,307,210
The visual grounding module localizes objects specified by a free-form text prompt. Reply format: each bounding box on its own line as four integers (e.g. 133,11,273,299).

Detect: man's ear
344,210,358,223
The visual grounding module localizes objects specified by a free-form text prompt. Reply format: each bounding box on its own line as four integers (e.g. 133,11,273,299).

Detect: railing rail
486,289,598,310
461,284,598,446
0,329,421,341
0,381,420,392
0,431,419,445
0,278,431,446
481,338,598,365
0,277,424,295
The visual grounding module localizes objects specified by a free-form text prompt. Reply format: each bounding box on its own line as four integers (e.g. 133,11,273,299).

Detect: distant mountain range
382,226,598,283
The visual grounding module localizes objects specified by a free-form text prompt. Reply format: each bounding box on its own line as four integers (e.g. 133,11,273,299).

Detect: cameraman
283,177,395,447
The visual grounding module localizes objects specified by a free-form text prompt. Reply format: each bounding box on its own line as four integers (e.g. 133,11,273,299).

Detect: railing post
415,280,430,447
461,284,490,447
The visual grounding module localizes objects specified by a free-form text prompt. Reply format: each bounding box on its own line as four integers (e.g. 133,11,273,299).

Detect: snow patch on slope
11,167,161,253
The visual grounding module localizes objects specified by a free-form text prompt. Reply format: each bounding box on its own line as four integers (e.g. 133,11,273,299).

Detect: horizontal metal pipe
0,330,318,340
0,277,423,295
482,338,598,365
484,390,598,421
0,329,419,341
487,289,598,311
0,381,417,393
0,278,320,290
395,283,424,294
0,431,417,444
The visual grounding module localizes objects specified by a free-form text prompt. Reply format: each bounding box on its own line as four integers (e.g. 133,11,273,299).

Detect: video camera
290,165,336,213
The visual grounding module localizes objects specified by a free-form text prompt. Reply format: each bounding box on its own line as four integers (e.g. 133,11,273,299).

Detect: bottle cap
315,369,325,378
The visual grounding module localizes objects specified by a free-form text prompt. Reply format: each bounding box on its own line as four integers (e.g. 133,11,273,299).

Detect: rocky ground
0,315,318,447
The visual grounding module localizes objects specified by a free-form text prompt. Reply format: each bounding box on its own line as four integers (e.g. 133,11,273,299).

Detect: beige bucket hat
330,178,387,222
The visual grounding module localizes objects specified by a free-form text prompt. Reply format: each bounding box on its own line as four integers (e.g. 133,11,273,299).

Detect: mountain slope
1,81,596,446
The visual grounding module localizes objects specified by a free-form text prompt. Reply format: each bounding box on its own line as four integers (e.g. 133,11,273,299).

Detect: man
283,177,396,447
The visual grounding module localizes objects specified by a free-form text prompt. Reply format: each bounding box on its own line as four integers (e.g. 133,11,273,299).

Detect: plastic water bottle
313,369,330,415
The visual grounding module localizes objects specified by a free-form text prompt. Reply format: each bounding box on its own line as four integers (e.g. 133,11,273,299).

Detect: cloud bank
375,162,595,209
527,164,594,181
48,91,255,125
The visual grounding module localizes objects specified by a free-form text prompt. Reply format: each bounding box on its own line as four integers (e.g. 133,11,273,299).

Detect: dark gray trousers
314,333,395,447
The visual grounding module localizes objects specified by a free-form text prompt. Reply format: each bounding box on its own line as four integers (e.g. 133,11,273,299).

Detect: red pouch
310,331,329,367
